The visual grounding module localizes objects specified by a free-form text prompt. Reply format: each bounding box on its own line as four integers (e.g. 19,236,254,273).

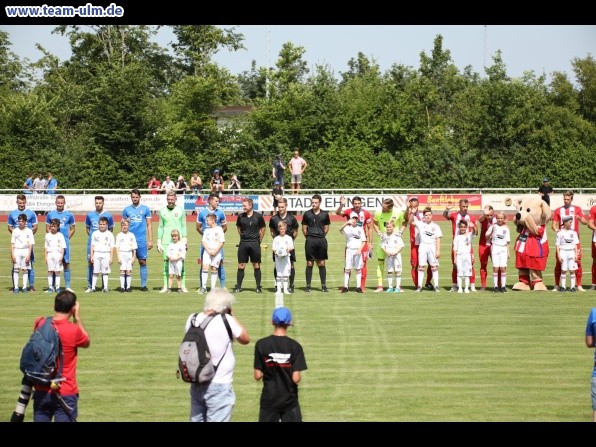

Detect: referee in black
233,198,266,293
302,194,331,292
269,197,299,293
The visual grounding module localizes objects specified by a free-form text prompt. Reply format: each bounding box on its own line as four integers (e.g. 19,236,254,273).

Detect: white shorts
456,252,472,277
169,259,183,276
418,244,438,267
385,254,402,273
13,248,31,270
119,251,134,271
46,252,63,272
559,249,577,272
274,256,291,278
345,248,363,271
93,252,112,274
491,245,508,268
202,251,222,269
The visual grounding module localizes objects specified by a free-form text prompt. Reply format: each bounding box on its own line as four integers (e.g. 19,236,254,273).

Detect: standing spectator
288,149,307,194
589,204,596,290
44,218,66,293
555,216,580,292
584,307,596,422
85,196,114,292
232,198,266,293
228,174,241,195
199,214,226,294
11,214,35,293
122,189,153,291
453,221,474,293
160,175,176,194
190,173,203,198
551,190,588,291
8,194,38,292
380,220,405,293
197,193,228,290
409,207,442,292
302,194,331,292
272,221,295,294
210,169,225,197
269,197,299,293
185,288,250,422
478,205,498,291
31,290,90,422
271,180,284,216
115,219,137,293
147,175,160,195
338,212,366,293
372,198,407,292
254,306,307,422
485,211,511,292
157,191,188,293
89,216,115,293
336,195,373,291
32,173,47,194
443,199,478,292
176,175,190,195
404,197,433,291
45,195,76,292
272,154,286,187
22,173,34,194
46,173,58,195
539,178,553,206
167,229,187,293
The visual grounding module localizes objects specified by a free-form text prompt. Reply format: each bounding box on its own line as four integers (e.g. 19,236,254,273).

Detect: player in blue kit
85,196,114,291
122,189,153,291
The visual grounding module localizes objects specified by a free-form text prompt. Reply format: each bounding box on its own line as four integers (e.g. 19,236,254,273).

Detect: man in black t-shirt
254,306,307,422
269,197,299,293
301,194,331,292
233,198,266,293
538,178,553,206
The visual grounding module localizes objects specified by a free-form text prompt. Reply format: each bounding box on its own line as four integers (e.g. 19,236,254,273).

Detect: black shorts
237,241,261,264
305,237,328,261
258,404,302,422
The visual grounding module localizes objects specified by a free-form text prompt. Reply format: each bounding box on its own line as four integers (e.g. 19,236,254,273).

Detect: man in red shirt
588,204,596,290
405,197,433,290
443,199,478,292
551,190,588,291
336,195,372,291
478,205,499,291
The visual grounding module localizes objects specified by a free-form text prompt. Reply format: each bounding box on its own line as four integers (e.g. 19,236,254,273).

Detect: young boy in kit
556,215,580,292
44,218,66,293
380,220,405,293
90,216,115,293
410,207,442,292
272,221,295,294
485,211,511,292
116,219,138,292
453,220,474,293
167,229,186,293
200,214,225,294
339,212,366,293
11,214,35,293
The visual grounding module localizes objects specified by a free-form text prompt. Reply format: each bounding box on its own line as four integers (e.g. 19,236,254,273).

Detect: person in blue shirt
46,172,58,195
7,194,38,291
85,196,114,291
122,189,153,291
45,195,76,291
585,307,596,422
196,193,228,290
22,173,34,194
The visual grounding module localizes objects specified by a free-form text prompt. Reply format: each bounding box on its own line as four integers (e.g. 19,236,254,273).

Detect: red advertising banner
408,194,483,211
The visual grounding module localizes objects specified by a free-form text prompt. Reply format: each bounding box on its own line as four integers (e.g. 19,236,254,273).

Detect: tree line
0,25,594,192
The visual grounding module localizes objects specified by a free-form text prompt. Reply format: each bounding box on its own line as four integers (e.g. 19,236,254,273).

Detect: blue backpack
19,317,64,387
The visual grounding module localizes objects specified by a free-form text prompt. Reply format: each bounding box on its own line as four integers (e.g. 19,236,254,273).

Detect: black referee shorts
237,241,261,264
305,237,328,261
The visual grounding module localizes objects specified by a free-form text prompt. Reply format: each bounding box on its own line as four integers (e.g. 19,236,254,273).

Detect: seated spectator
148,175,161,195
229,174,241,195
210,170,224,197
190,173,203,197
161,175,176,194
32,173,47,194
176,176,190,194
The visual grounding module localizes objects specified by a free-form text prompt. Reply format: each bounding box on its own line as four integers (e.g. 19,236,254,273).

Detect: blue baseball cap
272,307,293,325
274,180,281,185
543,178,549,182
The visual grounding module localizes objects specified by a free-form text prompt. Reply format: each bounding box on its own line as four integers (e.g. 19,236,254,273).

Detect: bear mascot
511,197,552,291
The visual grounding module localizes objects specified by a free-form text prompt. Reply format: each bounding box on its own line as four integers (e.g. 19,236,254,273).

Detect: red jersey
479,216,497,245
447,212,477,236
408,207,425,245
590,205,596,243
553,205,585,234
342,207,372,229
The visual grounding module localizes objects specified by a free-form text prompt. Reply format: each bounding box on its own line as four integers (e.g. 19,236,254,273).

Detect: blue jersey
23,177,33,194
197,207,227,232
85,211,115,251
586,308,596,377
46,178,58,194
122,204,151,245
8,208,38,231
45,209,75,246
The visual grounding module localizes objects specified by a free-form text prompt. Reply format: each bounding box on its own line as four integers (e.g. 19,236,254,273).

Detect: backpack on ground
178,313,233,384
19,317,64,387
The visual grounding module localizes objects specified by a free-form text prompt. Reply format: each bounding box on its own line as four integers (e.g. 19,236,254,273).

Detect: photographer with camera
272,154,286,188
184,288,250,422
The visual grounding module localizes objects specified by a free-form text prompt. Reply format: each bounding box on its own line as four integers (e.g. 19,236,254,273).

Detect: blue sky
3,25,595,84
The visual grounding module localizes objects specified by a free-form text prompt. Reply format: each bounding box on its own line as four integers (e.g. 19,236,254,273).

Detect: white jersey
116,231,138,253
555,229,579,251
273,234,294,277
91,229,115,253
342,225,366,250
453,232,473,255
168,241,187,261
413,220,442,245
381,232,404,256
44,232,66,254
202,226,225,252
487,224,511,247
11,227,35,249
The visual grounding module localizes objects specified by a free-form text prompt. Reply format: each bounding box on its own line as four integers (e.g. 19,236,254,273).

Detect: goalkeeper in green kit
157,191,188,292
